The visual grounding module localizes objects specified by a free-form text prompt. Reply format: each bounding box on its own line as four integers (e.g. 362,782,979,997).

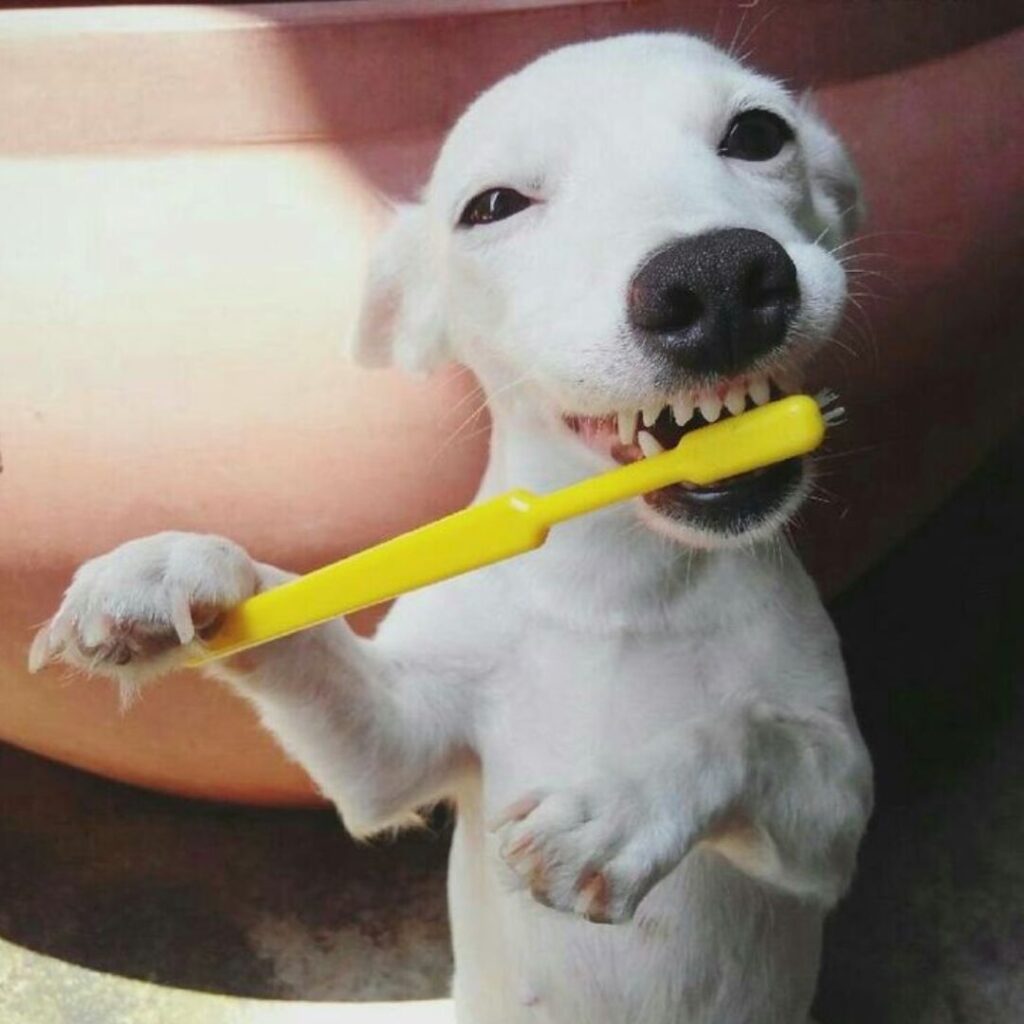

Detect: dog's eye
458,188,532,227
719,110,793,161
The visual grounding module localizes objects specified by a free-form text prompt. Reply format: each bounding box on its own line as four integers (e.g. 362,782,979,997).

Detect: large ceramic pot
2,1,1021,804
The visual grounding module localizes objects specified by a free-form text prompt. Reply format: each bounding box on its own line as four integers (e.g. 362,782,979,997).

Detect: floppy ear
349,203,448,373
798,95,865,245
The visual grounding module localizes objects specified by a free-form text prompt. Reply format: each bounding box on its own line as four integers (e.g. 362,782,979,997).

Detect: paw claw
502,833,536,866
26,532,255,682
574,871,610,923
492,781,686,923
27,625,54,674
167,589,195,645
527,856,551,906
489,792,543,832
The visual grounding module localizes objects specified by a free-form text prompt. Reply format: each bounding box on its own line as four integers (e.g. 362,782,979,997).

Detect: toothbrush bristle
814,388,840,410
814,388,846,427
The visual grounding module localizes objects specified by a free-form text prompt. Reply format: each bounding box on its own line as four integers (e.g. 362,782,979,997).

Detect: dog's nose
628,229,799,376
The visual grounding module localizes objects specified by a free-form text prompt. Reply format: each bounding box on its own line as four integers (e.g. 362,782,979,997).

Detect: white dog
30,34,873,1024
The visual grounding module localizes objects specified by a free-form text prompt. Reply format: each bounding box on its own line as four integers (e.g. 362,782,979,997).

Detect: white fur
31,35,872,1024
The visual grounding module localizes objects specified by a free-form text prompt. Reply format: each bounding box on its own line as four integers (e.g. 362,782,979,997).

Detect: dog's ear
350,203,448,373
798,95,865,245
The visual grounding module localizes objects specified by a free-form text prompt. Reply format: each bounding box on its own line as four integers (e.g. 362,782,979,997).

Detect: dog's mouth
562,371,813,537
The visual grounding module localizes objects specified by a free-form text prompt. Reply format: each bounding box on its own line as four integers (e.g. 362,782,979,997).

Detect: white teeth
698,392,723,423
642,405,662,428
749,374,770,406
605,379,778,450
724,384,747,416
671,395,694,427
771,368,801,395
617,410,636,445
637,431,665,458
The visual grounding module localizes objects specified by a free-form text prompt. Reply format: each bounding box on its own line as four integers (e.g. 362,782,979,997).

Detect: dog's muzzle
628,228,799,377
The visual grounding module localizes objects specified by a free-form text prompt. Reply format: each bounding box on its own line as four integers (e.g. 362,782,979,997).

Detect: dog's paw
491,780,689,924
29,531,257,688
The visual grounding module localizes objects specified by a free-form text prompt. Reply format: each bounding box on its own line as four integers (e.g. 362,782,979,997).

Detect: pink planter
2,1,1021,804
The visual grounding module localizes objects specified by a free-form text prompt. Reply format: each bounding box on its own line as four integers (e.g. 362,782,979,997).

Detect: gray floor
1,431,1021,1021
0,749,453,1002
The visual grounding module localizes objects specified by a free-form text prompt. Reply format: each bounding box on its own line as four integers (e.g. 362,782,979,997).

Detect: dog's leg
695,701,874,907
29,532,474,835
208,572,476,835
493,699,872,921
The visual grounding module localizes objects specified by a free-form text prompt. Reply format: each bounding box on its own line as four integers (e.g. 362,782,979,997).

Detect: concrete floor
1,430,1021,1021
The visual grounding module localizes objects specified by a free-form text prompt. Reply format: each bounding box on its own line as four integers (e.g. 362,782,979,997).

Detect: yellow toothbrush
189,395,825,665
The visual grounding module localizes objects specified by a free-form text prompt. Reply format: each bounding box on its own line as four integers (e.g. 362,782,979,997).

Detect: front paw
491,781,689,924
29,531,257,686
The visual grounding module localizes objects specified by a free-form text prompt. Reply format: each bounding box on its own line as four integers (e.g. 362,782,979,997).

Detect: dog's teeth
815,388,839,409
724,385,746,416
671,395,694,427
617,410,637,445
698,393,723,423
749,374,770,406
771,368,800,395
642,405,661,428
637,431,665,458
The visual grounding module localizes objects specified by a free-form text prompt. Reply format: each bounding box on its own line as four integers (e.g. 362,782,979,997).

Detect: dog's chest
476,623,724,801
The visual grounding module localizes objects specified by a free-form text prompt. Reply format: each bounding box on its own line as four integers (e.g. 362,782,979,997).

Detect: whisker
734,2,782,66
812,443,884,463
443,382,489,419
809,480,843,503
803,491,833,505
725,2,752,59
431,369,542,465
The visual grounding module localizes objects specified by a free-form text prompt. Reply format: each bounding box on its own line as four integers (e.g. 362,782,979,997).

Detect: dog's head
354,34,861,547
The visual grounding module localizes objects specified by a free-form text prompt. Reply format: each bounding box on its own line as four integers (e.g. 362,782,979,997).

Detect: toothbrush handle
191,397,825,665
188,489,549,664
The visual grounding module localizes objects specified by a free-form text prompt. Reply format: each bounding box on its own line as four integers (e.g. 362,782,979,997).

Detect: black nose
627,229,799,377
